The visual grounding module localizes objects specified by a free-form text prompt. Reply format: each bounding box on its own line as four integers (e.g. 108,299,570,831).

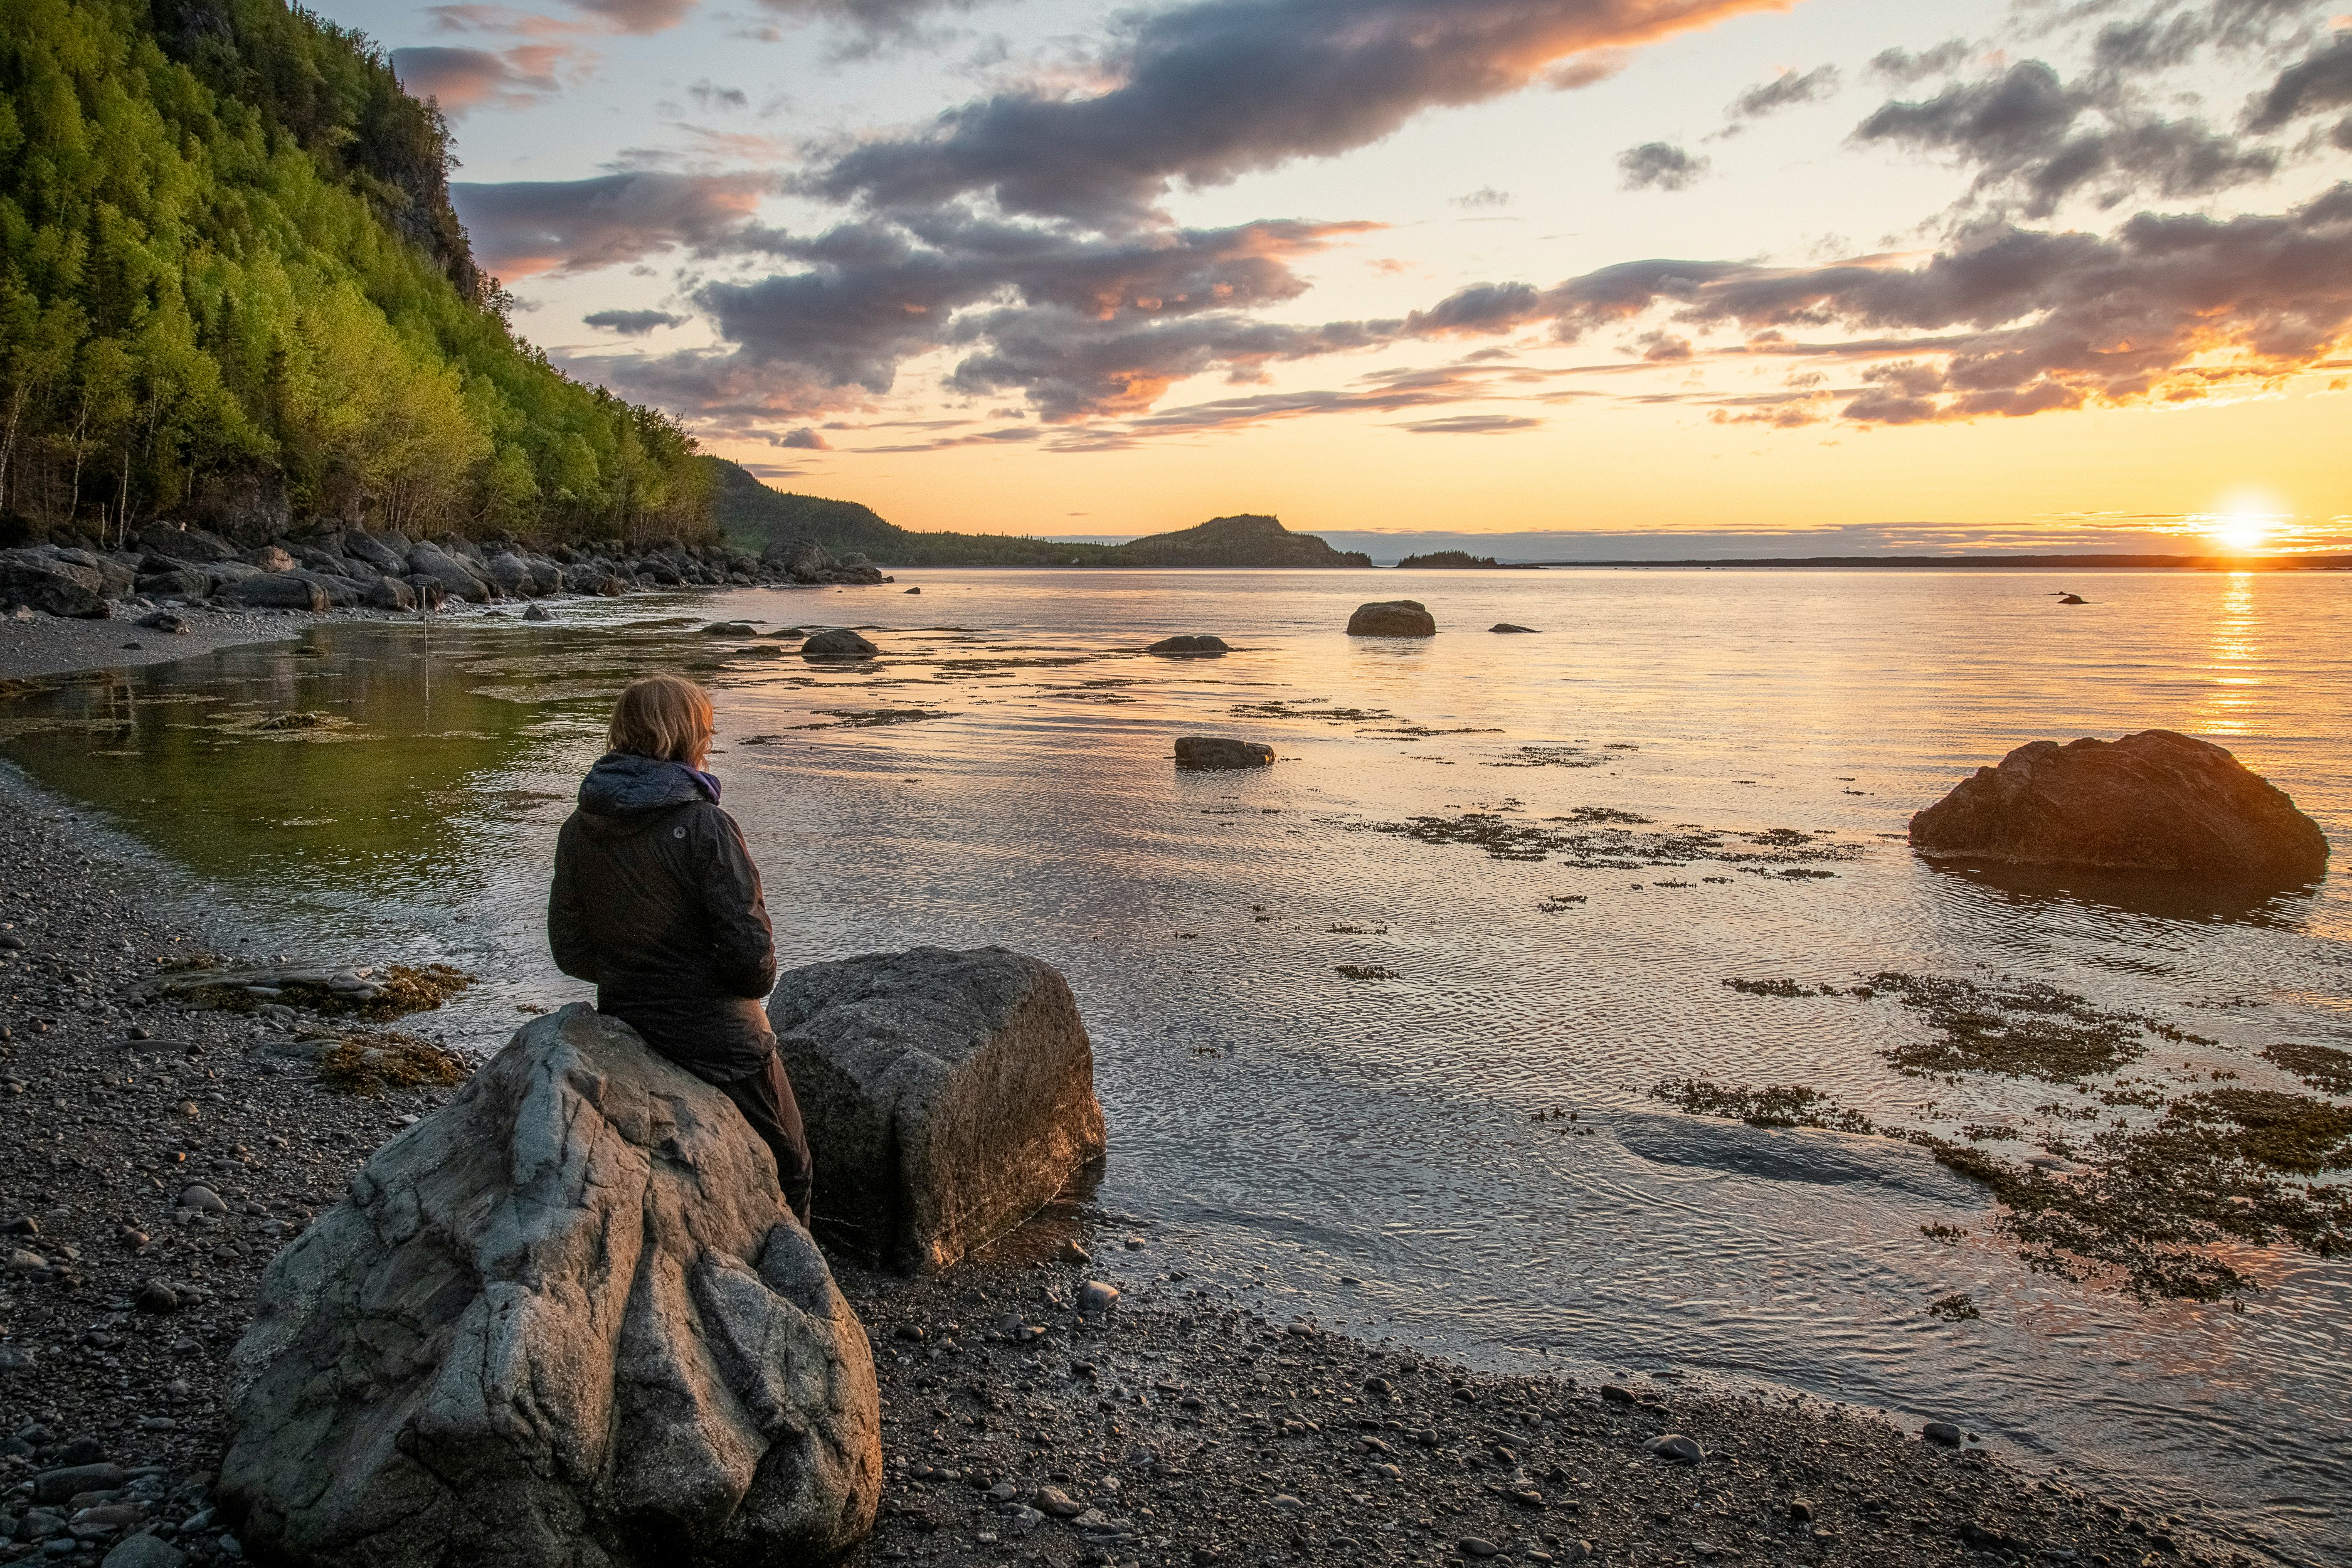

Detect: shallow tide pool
5,566,2348,1563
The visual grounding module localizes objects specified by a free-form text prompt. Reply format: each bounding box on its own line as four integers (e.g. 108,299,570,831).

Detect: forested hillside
0,0,711,546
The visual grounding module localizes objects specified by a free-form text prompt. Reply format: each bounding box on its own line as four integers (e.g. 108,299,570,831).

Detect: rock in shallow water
1909,728,2327,884
218,1004,881,1568
1347,599,1436,637
1174,736,1273,770
801,628,879,659
1147,634,1229,654
766,946,1106,1273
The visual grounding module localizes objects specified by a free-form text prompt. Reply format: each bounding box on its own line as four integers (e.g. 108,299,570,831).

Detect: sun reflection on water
2196,572,2262,736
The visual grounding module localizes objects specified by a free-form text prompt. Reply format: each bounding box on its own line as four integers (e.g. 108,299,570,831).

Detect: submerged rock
802,628,879,659
1909,729,2328,884
1489,623,1539,634
766,946,1107,1273
1147,634,1229,654
218,1005,881,1568
1174,736,1273,770
1347,600,1436,637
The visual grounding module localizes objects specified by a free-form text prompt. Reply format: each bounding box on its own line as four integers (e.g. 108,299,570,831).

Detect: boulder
135,566,211,600
484,552,543,598
48,545,135,596
219,1005,881,1568
801,628,877,659
217,572,330,612
1347,600,1436,637
0,549,109,617
765,947,1107,1273
1490,623,1539,633
1909,729,2329,884
339,529,410,576
361,574,417,612
406,541,492,603
131,522,236,564
1147,635,1229,654
137,610,192,634
248,545,297,572
703,622,758,636
1174,737,1274,770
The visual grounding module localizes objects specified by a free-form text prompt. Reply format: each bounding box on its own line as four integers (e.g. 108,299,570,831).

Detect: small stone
893,1323,926,1342
119,1227,149,1248
1362,1376,1394,1398
1059,1240,1091,1264
1034,1486,1085,1518
4,1214,40,1235
1458,1537,1500,1559
1599,1384,1636,1404
1648,1434,1703,1464
522,605,551,622
177,1101,199,1120
1922,1421,1964,1448
7,1247,48,1273
176,1186,228,1215
1077,1280,1120,1315
986,1481,1020,1505
1267,1495,1303,1513
1122,1236,1144,1251
103,1535,189,1568
1787,1499,1814,1523
1173,736,1273,770
34,1464,127,1504
134,1282,181,1315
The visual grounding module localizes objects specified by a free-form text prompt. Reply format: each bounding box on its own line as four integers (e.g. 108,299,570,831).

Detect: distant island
1393,550,1542,569
709,458,1370,568
1520,552,2352,571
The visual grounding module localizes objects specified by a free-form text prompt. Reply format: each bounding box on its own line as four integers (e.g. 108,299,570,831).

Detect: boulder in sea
702,620,757,635
1909,729,2328,884
218,1005,881,1567
904,586,921,595
522,603,551,622
1346,600,1436,637
1147,634,1230,654
765,946,1107,1273
2057,593,2087,605
1174,736,1274,770
801,628,878,659
1490,623,1539,633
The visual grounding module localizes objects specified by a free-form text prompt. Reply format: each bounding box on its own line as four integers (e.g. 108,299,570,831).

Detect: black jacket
548,753,778,1083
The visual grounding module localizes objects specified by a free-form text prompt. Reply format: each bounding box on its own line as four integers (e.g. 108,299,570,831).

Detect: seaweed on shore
1650,1078,1877,1135
789,708,947,729
1862,971,2212,1083
315,1032,471,1094
1482,744,1602,768
1229,700,1397,724
2262,1040,2352,1095
1359,810,1862,871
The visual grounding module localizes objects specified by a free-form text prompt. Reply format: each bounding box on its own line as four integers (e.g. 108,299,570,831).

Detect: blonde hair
608,674,713,766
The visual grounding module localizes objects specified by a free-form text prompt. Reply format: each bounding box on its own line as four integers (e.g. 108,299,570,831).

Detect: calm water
6,568,2349,1562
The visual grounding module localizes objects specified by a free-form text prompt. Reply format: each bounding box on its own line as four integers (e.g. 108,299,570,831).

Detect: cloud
1392,413,1544,433
689,79,750,112
779,426,832,448
566,0,698,34
1453,186,1513,208
583,309,689,334
1617,140,1710,189
1451,180,2352,426
450,171,779,275
1868,40,1972,85
677,214,1377,418
391,45,566,114
1853,58,2279,218
1726,63,1840,121
2245,31,2352,133
804,0,1799,225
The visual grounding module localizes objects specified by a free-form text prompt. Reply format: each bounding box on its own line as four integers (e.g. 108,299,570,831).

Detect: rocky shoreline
0,765,2249,1567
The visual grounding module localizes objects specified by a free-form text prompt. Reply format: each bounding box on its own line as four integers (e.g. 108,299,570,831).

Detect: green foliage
0,0,711,544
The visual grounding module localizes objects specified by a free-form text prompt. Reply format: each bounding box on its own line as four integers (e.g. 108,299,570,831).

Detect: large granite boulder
406,540,492,602
1148,634,1229,654
0,549,109,617
131,522,238,563
217,571,330,611
1347,599,1436,637
766,947,1106,1273
219,1005,881,1568
1910,729,2329,884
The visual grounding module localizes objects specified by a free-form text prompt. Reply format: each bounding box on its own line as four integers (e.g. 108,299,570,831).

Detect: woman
547,673,813,1223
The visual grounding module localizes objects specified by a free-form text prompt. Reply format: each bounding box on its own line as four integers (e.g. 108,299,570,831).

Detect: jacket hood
577,752,718,825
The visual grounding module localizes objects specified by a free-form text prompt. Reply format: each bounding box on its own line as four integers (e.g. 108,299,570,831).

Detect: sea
4,566,2347,1563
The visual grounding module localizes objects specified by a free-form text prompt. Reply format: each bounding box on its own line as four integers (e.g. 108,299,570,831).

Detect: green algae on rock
1862,971,2213,1083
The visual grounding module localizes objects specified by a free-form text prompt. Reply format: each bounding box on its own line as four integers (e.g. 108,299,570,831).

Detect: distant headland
710,458,1370,568
1518,552,2352,571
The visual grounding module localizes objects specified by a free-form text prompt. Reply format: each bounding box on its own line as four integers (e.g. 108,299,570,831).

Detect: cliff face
0,0,710,548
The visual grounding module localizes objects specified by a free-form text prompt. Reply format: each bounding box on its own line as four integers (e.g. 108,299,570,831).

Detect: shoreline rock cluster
0,525,892,623
0,758,2267,1568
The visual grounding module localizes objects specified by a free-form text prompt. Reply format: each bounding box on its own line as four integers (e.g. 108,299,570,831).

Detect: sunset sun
2211,512,2272,553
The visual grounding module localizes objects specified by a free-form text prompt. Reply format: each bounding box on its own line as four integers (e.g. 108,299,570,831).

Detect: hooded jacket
548,751,778,1083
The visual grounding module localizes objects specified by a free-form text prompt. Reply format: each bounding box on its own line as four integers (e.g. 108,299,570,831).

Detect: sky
326,0,2352,554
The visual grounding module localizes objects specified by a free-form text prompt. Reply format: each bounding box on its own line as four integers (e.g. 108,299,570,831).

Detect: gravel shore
0,606,345,683
0,750,2241,1568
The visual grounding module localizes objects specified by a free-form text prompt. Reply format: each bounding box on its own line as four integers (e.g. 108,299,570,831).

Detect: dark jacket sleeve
547,816,601,985
692,805,778,1000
